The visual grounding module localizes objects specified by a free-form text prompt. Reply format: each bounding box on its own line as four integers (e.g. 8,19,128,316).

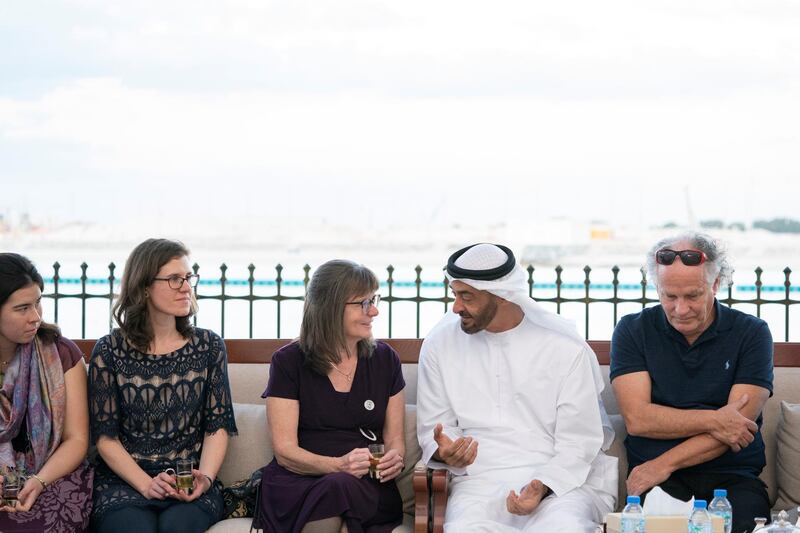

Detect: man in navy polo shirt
610,232,773,533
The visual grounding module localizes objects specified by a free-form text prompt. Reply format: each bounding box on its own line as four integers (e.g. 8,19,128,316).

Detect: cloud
2,76,798,188
1,0,799,226
5,1,800,97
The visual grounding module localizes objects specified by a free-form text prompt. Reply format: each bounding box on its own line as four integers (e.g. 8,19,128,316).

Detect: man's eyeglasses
346,294,380,314
655,249,708,266
153,274,200,290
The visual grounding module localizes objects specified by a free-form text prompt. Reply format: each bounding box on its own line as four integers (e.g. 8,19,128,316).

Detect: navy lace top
88,328,238,521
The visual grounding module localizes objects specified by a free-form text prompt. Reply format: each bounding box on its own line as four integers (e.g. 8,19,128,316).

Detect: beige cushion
227,364,270,405
207,517,253,532
775,401,800,510
607,414,629,511
759,367,800,506
397,405,423,515
402,365,418,405
218,402,271,487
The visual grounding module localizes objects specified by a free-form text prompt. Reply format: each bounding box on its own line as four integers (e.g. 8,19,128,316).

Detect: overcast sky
2,0,799,231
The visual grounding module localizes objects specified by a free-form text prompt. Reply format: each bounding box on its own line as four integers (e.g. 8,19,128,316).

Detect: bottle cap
694,499,707,508
713,489,727,498
626,495,641,504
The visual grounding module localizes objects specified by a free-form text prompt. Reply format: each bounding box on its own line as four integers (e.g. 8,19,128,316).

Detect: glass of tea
368,443,385,480
176,459,194,494
2,468,23,507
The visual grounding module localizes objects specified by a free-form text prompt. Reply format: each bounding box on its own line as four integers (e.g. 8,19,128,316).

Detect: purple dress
257,341,405,533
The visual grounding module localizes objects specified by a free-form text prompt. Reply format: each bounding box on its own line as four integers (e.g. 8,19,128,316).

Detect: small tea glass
368,443,385,480
165,459,194,494
1,468,24,507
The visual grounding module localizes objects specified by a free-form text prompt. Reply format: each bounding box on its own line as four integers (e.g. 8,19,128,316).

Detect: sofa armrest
413,463,429,533
430,468,448,533
412,462,450,533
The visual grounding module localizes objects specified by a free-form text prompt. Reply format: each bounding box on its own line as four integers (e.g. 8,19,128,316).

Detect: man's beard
459,298,498,334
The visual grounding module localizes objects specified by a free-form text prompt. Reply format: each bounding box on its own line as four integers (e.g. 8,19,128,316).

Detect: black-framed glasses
655,249,708,266
346,294,380,314
153,274,200,290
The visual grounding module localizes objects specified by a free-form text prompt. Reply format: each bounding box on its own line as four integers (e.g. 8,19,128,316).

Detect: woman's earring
144,289,149,298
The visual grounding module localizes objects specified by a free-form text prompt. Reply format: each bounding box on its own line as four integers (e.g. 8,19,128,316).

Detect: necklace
331,360,355,381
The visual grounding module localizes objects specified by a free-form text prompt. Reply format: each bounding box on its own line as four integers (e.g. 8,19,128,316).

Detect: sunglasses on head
655,248,708,266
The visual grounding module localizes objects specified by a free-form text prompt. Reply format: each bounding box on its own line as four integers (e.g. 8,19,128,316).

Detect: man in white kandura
417,243,618,532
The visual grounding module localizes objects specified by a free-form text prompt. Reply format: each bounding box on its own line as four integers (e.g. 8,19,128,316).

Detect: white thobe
417,317,618,532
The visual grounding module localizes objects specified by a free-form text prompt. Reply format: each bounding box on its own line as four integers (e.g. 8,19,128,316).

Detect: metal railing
42,262,798,340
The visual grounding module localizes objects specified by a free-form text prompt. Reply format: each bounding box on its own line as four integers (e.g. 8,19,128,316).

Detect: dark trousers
92,499,217,533
641,471,769,533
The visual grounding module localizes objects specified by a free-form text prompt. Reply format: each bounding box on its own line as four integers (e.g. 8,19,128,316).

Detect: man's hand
506,479,549,515
626,459,672,496
433,423,478,468
709,395,757,452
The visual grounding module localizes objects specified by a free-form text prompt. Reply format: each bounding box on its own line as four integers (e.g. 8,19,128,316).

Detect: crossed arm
613,371,770,495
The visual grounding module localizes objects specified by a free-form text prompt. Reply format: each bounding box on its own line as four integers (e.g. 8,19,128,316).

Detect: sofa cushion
228,364,270,405
775,401,800,510
397,404,422,515
218,402,271,487
760,367,800,506
206,517,253,532
607,414,629,511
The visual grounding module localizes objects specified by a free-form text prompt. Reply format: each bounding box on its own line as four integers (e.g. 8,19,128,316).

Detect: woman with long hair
88,238,237,533
257,259,406,533
0,253,93,532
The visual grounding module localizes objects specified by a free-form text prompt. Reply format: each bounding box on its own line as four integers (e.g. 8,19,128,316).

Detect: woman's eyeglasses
346,294,381,313
655,249,707,266
153,274,200,290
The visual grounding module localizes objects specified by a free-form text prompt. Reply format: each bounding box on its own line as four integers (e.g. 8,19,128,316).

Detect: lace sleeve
88,335,120,442
204,332,238,436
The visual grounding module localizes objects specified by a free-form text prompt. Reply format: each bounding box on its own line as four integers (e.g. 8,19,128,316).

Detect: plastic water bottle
708,489,732,533
688,500,712,533
621,495,645,533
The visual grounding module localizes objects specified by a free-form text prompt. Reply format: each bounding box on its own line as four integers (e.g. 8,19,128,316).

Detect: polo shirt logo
724,360,730,370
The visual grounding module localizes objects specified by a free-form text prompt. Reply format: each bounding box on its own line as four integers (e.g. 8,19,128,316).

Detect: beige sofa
204,340,800,532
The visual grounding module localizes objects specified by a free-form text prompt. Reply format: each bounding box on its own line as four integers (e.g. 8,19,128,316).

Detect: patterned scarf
0,337,66,473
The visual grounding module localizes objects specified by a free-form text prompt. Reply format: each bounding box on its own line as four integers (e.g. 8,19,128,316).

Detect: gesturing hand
710,394,757,452
506,480,549,515
433,423,478,468
339,448,371,478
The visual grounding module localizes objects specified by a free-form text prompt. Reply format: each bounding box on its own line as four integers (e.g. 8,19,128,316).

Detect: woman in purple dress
0,253,93,532
257,260,406,533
